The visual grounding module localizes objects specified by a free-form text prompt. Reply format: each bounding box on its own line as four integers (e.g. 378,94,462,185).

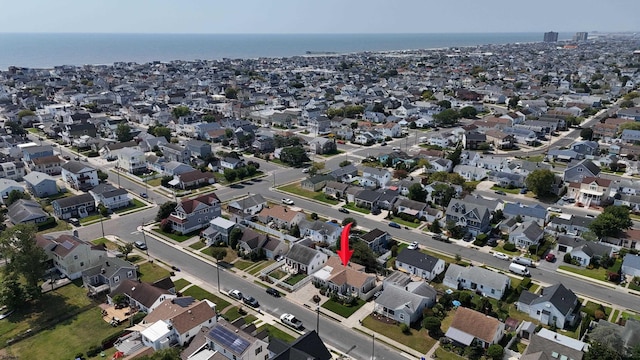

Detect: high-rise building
574,32,588,41
544,31,559,42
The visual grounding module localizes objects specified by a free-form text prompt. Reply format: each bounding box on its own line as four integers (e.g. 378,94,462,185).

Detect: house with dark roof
395,249,446,281
445,307,505,349
61,160,99,191
503,203,547,225
546,215,592,236
393,197,428,221
176,169,216,190
284,243,328,275
516,283,580,329
298,219,342,245
185,139,212,158
508,220,544,249
307,137,336,155
206,318,269,360
7,199,49,225
323,180,350,199
227,193,267,222
36,233,107,279
463,130,487,150
108,279,176,313
160,142,191,163
22,145,54,162
521,328,587,360
89,183,131,210
354,189,381,209
444,264,510,300
268,330,332,360
445,199,491,236
360,228,390,253
51,193,95,220
328,164,358,183
374,271,437,325
569,241,615,267
236,227,269,255
81,257,138,295
23,171,58,198
563,159,601,183
300,174,333,192
168,193,221,234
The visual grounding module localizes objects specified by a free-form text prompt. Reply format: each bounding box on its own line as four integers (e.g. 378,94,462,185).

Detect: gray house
563,159,601,183
445,199,491,236
52,193,96,220
516,283,580,329
374,271,436,325
23,171,59,198
185,139,212,159
360,228,390,253
7,199,49,225
443,264,510,300
622,254,640,277
202,216,236,246
167,194,222,235
160,143,191,163
82,257,138,295
395,249,446,281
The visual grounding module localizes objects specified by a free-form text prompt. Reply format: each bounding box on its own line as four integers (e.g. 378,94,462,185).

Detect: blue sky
1,0,638,34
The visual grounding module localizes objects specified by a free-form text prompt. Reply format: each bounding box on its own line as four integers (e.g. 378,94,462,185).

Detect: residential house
205,319,269,360
563,159,601,183
89,183,131,211
29,155,63,175
361,166,391,188
262,237,289,260
51,193,95,220
300,174,333,192
546,215,592,236
566,177,612,206
353,133,374,145
109,280,176,313
395,249,446,281
114,147,147,175
621,129,640,143
22,145,54,162
380,121,402,138
622,254,640,277
463,131,487,150
99,140,137,160
61,122,97,144
236,228,268,255
0,160,27,180
157,161,194,177
312,257,378,300
257,205,305,230
429,158,453,173
323,180,350,199
252,136,275,153
445,199,491,236
360,228,390,254
81,257,138,295
376,188,400,210
374,271,436,325
160,143,191,163
503,203,547,225
393,198,428,220
488,171,526,188
569,241,615,267
299,220,342,245
354,189,381,210
140,298,217,350
35,233,107,280
7,199,49,225
508,220,544,249
185,139,212,159
284,243,328,275
571,140,599,156
201,216,236,246
168,194,222,235
23,171,58,198
307,138,337,155
328,164,358,183
268,330,332,360
453,164,488,181
485,129,515,150
547,149,583,162
0,178,24,205
61,160,99,191
445,307,505,349
175,170,215,190
227,193,267,222
522,328,587,360
443,264,511,300
516,283,580,329
218,156,245,173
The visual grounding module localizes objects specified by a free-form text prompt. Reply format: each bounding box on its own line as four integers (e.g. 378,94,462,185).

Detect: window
399,313,404,320
80,262,84,267
255,346,262,355
127,271,133,278
114,276,120,283
73,255,79,260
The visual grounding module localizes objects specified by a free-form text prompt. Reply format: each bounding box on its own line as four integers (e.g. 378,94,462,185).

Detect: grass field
137,262,171,283
558,264,618,283
362,315,436,353
113,199,147,214
321,298,365,318
91,237,118,250
343,203,371,214
277,183,340,205
283,273,307,286
151,228,199,242
256,324,296,343
173,279,191,292
182,285,231,311
189,241,206,250
234,260,254,271
246,260,276,275
490,185,521,194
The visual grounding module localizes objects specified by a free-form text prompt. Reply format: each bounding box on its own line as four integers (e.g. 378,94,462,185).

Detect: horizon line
0,31,635,36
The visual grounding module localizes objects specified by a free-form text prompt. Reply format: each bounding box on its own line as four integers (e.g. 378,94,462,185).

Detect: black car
266,287,281,297
338,208,350,214
388,222,401,229
243,296,260,308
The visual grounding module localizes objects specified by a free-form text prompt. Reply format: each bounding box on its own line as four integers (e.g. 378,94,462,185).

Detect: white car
547,207,562,213
282,198,294,205
228,289,243,300
302,168,310,173
280,313,303,330
407,241,419,250
493,252,510,261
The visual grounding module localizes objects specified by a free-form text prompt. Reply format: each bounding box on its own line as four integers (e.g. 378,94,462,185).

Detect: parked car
388,222,401,229
243,296,260,308
134,241,147,250
139,192,148,198
494,190,507,196
392,147,400,151
545,253,556,262
69,218,80,226
371,208,381,215
280,313,303,330
302,168,310,173
380,142,387,146
493,252,510,261
62,155,71,160
282,198,294,205
228,289,243,300
266,287,281,297
338,207,350,214
407,241,419,250
547,207,562,213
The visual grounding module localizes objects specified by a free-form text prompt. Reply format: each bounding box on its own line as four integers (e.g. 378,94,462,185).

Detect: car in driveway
338,207,350,214
545,253,556,262
228,289,243,300
134,241,147,250
407,241,419,250
388,222,401,229
243,296,260,308
266,287,281,297
493,252,510,261
282,198,294,205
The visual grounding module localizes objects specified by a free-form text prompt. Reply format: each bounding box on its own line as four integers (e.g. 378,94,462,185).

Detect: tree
428,221,442,234
153,126,172,141
618,122,640,133
437,100,451,109
156,201,177,222
433,108,460,126
4,121,26,136
116,123,133,142
171,106,191,119
209,247,227,262
229,228,243,249
309,162,325,176
0,224,48,300
17,109,35,119
280,146,309,167
431,183,456,208
97,169,109,182
525,169,555,198
6,190,30,206
580,127,594,140
118,242,134,260
0,273,25,310
584,341,622,360
422,316,442,337
236,167,248,179
339,160,352,167
223,168,238,182
589,205,632,238
393,169,408,179
408,183,428,202
348,240,379,272
508,96,520,109
447,145,462,167
459,106,477,118
486,344,504,360
290,224,300,238
225,87,238,99
98,204,109,217
137,347,181,360
341,218,357,228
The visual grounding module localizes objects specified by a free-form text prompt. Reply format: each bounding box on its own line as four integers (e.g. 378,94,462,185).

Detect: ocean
0,32,573,70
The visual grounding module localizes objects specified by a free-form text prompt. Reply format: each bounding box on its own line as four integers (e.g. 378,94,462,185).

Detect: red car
545,253,556,262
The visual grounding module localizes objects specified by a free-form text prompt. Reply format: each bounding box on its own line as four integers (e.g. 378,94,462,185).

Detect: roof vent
131,287,136,292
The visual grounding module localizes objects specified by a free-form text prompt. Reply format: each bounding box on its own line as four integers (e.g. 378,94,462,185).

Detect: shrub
86,345,102,358
564,253,573,264
503,243,516,252
399,323,410,334
594,309,606,320
520,277,532,290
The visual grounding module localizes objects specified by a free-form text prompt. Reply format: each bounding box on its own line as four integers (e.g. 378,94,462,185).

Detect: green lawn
113,199,147,214
361,315,436,353
233,260,254,271
151,228,199,242
91,237,118,250
201,246,238,263
256,324,296,343
173,278,191,292
37,219,72,234
493,243,521,256
277,183,339,205
182,285,231,311
321,298,365,318
621,311,640,321
490,185,521,194
389,216,420,228
524,155,545,162
558,264,614,282
6,307,125,360
247,260,275,275
583,301,612,318
269,269,287,280
611,309,620,323
137,262,171,283
146,178,162,187
419,248,469,267
343,203,371,214
223,306,244,321
434,348,466,360
189,241,206,250
283,273,307,286
80,214,106,224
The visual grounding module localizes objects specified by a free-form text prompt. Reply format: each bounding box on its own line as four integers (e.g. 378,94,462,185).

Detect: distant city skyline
0,0,638,35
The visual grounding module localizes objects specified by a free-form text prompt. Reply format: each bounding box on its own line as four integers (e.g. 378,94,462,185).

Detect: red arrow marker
337,222,353,267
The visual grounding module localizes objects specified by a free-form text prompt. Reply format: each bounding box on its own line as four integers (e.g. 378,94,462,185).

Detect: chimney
105,261,110,267
73,230,79,237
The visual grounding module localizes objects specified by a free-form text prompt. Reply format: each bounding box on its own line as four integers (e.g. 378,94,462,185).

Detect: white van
509,263,530,276
513,257,534,267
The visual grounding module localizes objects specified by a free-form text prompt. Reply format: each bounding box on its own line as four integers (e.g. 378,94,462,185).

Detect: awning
445,327,474,346
580,189,603,196
168,179,180,186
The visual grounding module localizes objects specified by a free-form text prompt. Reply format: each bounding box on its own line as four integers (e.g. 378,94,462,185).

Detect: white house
114,147,147,175
508,220,544,249
89,183,132,210
516,283,580,329
0,179,24,205
284,243,328,275
61,161,100,191
361,166,391,188
443,264,510,300
395,249,446,281
445,307,505,349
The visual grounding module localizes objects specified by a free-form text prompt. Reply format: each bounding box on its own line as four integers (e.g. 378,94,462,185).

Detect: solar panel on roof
209,325,250,354
61,240,75,249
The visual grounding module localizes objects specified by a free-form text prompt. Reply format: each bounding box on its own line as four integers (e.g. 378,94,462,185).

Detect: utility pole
100,213,105,238
371,334,375,360
141,218,150,261
312,294,321,335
